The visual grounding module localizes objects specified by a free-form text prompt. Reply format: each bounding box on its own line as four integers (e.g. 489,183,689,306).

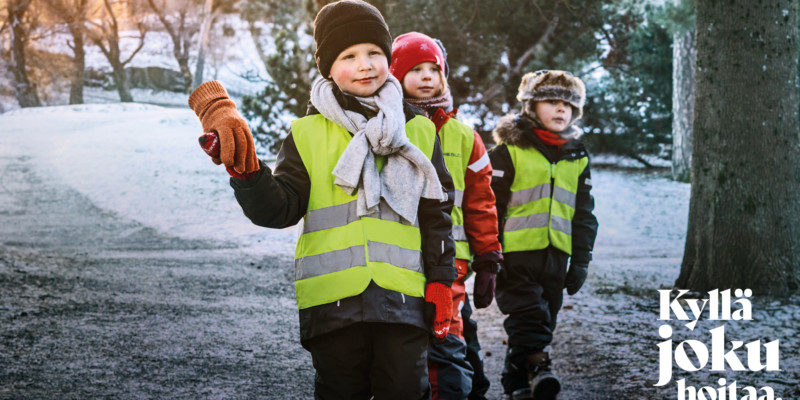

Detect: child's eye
369,51,383,56
341,54,355,60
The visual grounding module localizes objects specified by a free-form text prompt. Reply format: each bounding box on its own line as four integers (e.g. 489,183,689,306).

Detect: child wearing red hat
391,31,503,400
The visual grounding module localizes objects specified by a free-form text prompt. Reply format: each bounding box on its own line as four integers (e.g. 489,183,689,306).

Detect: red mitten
199,131,257,180
425,282,453,342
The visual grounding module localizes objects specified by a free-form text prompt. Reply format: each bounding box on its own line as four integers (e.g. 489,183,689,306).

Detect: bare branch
600,26,616,51
509,15,559,77
479,12,561,105
120,21,146,66
147,0,178,40
104,0,119,37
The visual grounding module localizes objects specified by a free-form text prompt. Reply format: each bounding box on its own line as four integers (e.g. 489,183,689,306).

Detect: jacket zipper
549,161,556,243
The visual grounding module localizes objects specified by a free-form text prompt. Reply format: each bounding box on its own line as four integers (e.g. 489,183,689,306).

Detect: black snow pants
494,247,568,394
462,292,491,400
305,321,431,400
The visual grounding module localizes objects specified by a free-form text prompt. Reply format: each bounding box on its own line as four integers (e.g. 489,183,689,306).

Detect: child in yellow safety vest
488,70,599,400
390,32,503,400
187,1,458,398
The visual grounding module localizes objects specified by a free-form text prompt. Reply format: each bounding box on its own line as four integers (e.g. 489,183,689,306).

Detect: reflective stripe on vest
502,145,588,255
291,114,436,309
437,118,474,260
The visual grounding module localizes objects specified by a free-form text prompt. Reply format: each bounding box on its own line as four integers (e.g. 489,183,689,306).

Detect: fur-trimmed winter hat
517,70,586,122
313,0,392,78
389,32,446,83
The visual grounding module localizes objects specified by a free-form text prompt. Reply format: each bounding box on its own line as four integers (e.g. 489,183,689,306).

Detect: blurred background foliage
0,0,716,165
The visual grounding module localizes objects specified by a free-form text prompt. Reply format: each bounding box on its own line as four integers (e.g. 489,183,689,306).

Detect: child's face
401,62,443,99
328,43,389,97
535,100,573,132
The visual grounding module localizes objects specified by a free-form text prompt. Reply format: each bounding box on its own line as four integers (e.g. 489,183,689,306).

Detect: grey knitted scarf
310,75,446,224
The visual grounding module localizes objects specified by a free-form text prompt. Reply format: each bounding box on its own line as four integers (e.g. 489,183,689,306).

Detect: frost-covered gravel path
476,168,799,399
1,105,797,399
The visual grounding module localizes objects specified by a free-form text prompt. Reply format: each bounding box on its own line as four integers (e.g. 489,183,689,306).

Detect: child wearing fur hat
488,70,599,400
391,32,503,400
187,1,457,398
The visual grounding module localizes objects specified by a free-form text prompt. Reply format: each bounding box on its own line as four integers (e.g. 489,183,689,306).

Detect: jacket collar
492,113,586,161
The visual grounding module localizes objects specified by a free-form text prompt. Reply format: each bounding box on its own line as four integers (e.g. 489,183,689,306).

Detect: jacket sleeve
570,161,598,265
462,131,502,256
417,136,457,286
229,132,310,228
488,144,514,243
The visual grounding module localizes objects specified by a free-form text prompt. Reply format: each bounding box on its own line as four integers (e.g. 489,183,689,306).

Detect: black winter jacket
488,114,598,266
229,94,456,343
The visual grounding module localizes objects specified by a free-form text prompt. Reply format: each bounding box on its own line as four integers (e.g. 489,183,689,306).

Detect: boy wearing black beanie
188,1,457,399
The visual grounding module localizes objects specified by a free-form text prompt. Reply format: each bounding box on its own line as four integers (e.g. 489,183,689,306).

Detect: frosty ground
1,104,797,400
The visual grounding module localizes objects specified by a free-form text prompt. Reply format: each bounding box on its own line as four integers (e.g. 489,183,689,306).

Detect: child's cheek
335,67,355,82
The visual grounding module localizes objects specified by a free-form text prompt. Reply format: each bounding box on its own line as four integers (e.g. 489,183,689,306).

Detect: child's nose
357,56,373,70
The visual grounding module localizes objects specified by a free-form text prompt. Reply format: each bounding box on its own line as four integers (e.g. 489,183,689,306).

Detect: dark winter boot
527,352,560,400
509,387,533,399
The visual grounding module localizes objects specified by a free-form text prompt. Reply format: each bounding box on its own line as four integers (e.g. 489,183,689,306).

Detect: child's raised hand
189,81,259,175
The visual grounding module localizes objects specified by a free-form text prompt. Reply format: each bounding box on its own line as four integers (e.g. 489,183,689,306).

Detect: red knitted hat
390,32,446,82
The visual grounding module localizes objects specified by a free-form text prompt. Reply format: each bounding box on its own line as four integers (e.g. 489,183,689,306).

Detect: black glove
564,263,588,295
471,250,503,309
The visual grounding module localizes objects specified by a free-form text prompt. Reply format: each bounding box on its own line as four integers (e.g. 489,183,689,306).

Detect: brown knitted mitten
188,81,259,174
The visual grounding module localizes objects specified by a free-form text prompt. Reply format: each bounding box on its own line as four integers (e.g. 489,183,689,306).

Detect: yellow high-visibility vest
291,114,436,309
502,145,588,255
437,118,474,261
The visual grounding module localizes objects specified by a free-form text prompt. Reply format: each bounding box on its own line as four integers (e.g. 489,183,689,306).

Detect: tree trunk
671,27,695,182
177,50,192,93
147,0,195,93
68,22,85,104
192,0,214,90
111,63,133,102
676,0,800,295
8,0,41,107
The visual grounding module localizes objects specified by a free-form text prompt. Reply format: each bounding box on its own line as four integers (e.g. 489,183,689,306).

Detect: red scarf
533,128,568,152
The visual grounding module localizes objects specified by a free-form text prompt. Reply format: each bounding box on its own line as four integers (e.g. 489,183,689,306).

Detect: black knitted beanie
313,0,392,78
